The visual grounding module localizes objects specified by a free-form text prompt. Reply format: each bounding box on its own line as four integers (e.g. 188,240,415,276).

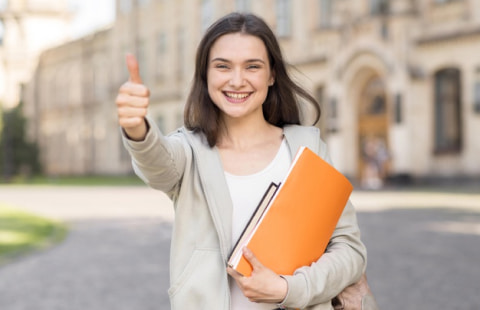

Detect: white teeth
225,92,249,99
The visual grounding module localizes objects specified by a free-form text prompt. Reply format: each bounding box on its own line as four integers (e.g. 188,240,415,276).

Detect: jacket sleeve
278,140,367,309
121,116,187,198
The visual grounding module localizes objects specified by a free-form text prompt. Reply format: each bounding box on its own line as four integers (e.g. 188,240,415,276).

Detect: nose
228,69,245,88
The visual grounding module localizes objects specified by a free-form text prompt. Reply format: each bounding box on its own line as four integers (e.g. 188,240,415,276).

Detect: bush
0,103,42,181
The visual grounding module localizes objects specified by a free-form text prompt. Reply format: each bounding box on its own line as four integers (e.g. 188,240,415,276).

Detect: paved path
0,186,174,310
0,185,479,309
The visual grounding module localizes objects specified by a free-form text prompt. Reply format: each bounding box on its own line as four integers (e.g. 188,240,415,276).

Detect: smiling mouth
223,91,252,100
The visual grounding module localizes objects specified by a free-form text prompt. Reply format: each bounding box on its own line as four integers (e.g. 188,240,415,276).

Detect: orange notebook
228,146,353,277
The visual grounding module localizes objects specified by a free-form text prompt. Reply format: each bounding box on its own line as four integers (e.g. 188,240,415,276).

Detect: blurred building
19,0,480,183
0,0,71,109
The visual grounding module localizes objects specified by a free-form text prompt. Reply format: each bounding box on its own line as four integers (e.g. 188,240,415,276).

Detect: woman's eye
215,64,229,69
247,65,260,70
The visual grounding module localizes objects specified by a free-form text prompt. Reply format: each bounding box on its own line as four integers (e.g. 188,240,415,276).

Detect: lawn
0,204,68,265
1,175,145,186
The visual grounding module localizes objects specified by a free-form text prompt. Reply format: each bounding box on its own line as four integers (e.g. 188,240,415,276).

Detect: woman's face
207,32,274,123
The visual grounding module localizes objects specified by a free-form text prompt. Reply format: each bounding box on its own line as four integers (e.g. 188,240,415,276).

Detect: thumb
126,53,142,84
243,247,263,271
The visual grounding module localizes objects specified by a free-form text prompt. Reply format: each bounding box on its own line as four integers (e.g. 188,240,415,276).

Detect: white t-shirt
225,139,291,310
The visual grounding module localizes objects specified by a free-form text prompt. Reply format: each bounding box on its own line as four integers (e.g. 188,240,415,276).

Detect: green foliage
0,204,68,265
0,103,42,181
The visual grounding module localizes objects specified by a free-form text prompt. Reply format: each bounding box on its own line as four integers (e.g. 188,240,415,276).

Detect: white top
225,139,291,310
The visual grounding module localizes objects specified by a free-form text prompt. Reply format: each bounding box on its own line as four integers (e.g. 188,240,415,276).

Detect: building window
137,40,147,83
176,111,184,128
276,0,291,37
235,0,251,12
201,0,214,33
315,87,328,139
319,0,332,28
474,82,480,113
370,0,389,15
327,97,338,133
176,27,185,80
156,32,167,81
156,115,165,133
474,68,480,113
138,0,149,7
119,0,132,14
394,93,402,123
434,68,462,154
0,20,4,45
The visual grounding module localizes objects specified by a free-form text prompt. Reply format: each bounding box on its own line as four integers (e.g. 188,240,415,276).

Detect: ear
268,66,276,87
269,71,275,86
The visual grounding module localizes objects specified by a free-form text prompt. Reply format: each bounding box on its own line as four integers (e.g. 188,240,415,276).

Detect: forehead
209,33,269,61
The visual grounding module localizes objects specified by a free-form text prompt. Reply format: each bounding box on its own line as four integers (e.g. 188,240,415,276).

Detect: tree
0,102,42,182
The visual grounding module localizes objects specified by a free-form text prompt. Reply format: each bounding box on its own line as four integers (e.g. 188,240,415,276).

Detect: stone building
22,0,480,183
0,0,71,109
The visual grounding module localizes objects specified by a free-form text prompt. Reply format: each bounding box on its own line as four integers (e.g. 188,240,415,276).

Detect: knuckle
119,83,131,93
138,86,149,97
141,98,150,107
115,94,126,105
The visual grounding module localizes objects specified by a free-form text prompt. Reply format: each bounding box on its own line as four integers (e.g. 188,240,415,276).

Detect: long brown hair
184,12,320,147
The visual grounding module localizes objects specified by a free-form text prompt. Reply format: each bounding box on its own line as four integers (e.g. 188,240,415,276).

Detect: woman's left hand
227,247,288,303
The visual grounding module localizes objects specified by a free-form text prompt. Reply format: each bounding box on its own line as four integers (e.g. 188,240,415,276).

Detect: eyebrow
210,57,266,64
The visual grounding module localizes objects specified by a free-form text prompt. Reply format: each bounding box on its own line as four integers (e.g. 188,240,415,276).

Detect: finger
116,93,149,108
126,53,142,84
118,116,145,129
117,106,147,120
119,82,150,97
227,267,243,280
242,247,263,271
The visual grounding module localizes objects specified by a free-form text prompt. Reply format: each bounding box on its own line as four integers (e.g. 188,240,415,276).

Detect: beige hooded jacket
122,118,367,310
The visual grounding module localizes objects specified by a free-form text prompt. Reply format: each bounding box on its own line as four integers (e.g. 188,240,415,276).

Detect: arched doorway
358,76,390,188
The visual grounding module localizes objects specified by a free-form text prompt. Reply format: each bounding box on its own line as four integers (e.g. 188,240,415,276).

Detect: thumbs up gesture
116,54,150,141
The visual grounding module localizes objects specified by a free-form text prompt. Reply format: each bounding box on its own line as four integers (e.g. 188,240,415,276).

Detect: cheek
206,76,222,104
254,76,271,91
207,72,223,90
206,74,215,96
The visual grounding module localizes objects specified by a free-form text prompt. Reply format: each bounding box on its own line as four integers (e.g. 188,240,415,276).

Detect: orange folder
228,146,353,277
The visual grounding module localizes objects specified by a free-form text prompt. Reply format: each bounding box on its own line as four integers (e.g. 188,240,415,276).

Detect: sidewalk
351,186,480,212
0,185,174,221
0,185,174,310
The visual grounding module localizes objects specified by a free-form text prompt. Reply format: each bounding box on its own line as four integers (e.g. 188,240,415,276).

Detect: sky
0,1,115,43
69,0,116,38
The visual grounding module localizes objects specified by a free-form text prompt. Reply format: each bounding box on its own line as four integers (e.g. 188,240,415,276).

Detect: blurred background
0,2,479,309
1,0,479,186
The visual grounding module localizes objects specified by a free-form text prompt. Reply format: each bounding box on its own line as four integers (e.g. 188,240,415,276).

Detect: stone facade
20,0,480,181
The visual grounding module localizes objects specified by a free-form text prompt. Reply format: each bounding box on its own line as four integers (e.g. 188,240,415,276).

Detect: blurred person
361,136,389,190
116,12,377,310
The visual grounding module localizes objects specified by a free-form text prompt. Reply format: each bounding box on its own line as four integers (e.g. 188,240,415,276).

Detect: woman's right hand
115,53,150,141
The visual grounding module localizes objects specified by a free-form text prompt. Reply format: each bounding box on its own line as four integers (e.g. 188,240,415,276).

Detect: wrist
124,118,149,141
275,275,288,305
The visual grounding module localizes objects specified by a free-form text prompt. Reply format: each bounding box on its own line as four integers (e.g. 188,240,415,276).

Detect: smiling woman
0,204,67,265
116,12,371,310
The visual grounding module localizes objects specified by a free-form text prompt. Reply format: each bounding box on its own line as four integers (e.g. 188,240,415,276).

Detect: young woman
116,12,371,310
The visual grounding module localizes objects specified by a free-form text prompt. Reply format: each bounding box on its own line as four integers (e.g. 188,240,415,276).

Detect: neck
217,117,280,150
